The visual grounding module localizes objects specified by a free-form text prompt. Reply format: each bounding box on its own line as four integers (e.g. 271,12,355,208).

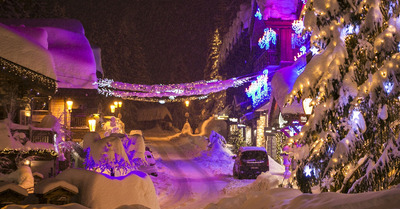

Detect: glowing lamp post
66,98,73,132
88,118,96,132
302,98,313,116
66,98,73,111
110,104,116,114
24,106,31,125
184,100,190,122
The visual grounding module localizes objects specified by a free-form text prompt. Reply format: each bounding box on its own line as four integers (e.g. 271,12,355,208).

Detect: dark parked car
233,146,269,179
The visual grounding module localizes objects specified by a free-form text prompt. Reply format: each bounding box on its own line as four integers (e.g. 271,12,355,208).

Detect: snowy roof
256,0,299,20
35,179,79,194
0,19,97,89
239,146,267,152
0,182,28,196
0,23,57,80
271,55,306,114
137,106,172,122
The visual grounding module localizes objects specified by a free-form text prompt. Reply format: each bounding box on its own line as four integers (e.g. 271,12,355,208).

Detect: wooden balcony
9,123,55,144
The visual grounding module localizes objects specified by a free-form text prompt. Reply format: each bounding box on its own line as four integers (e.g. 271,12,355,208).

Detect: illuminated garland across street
95,75,257,102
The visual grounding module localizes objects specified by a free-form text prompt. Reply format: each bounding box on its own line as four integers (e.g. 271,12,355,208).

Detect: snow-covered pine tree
287,0,400,193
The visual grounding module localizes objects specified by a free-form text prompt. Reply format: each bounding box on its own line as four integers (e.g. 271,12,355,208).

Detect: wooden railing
9,125,55,144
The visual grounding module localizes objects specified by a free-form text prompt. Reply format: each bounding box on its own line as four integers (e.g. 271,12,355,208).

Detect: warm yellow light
303,98,313,115
110,105,116,113
66,98,73,111
114,101,118,107
24,107,31,117
88,119,96,132
24,160,30,166
118,101,122,108
185,100,190,107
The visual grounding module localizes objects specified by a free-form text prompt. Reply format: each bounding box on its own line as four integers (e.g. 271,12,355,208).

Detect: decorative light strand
0,56,57,93
95,75,255,100
292,20,305,35
255,8,262,20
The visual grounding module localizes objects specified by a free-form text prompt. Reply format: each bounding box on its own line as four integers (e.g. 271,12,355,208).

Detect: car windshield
241,151,267,161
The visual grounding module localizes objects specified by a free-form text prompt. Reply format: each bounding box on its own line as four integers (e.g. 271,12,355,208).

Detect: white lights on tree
351,109,366,133
384,81,394,94
310,46,319,55
258,28,277,50
304,165,313,177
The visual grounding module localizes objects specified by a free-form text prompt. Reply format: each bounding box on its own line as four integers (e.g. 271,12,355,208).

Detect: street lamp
184,100,190,122
110,104,116,114
302,98,313,115
88,118,96,132
66,98,73,111
66,98,73,131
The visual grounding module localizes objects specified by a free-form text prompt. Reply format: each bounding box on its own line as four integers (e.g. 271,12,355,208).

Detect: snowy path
148,140,230,209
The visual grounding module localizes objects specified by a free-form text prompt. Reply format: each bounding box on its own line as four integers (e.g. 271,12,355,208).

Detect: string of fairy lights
94,74,258,103
0,56,57,92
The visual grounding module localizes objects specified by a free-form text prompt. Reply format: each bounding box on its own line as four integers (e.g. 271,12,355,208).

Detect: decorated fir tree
287,0,400,193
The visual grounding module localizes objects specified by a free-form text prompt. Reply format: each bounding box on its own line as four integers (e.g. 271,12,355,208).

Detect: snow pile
0,119,56,151
206,187,301,209
208,182,400,209
0,182,28,197
0,119,24,149
193,131,234,176
35,179,78,194
0,165,34,191
55,169,159,209
3,204,90,209
227,173,281,195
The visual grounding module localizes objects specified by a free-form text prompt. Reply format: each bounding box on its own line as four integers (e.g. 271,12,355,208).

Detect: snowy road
148,140,231,209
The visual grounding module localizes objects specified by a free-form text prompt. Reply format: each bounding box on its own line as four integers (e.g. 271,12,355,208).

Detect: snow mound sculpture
56,169,159,209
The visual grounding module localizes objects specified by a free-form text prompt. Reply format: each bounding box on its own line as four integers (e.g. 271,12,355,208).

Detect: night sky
61,0,218,84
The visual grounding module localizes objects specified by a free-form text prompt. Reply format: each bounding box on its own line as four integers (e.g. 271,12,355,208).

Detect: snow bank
193,131,234,176
2,203,89,209
0,119,24,150
208,183,400,209
206,188,302,209
55,169,159,209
